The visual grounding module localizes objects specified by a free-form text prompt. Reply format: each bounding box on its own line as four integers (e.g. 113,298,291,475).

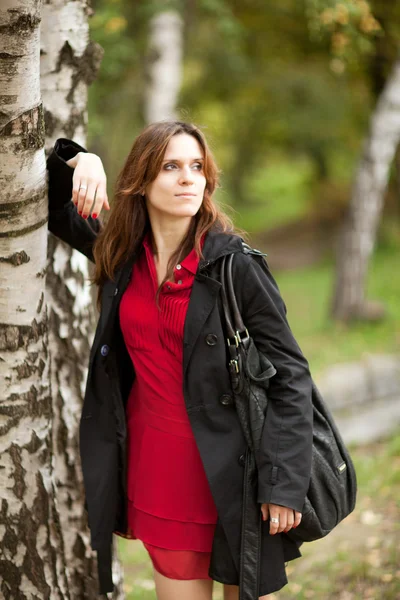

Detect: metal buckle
236,328,249,344
229,358,240,373
227,334,239,348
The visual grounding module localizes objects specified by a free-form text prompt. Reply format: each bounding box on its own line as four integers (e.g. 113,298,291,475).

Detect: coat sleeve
47,138,102,263
240,254,313,513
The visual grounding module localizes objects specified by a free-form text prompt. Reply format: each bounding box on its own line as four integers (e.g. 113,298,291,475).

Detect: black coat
47,139,313,598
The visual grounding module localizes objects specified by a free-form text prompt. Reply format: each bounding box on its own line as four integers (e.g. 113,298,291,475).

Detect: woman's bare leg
153,567,214,600
223,584,272,600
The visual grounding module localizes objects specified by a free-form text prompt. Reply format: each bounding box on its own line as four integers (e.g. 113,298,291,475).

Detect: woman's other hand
66,152,110,219
260,502,302,535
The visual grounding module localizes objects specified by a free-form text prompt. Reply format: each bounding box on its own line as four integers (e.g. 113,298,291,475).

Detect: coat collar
198,226,245,271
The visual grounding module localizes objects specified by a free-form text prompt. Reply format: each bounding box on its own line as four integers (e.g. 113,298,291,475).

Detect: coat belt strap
239,448,262,600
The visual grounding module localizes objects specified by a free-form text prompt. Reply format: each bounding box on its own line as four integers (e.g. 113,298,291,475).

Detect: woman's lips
176,193,196,197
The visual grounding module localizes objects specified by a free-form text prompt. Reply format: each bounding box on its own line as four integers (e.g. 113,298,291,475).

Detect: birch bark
331,57,400,321
40,0,123,596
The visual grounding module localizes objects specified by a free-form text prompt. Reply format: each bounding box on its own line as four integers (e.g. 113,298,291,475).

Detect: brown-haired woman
47,120,313,600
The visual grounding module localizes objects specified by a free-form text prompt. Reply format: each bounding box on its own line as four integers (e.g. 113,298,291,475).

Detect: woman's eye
164,163,203,170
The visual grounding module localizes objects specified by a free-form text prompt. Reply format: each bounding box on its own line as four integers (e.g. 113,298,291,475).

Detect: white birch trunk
0,1,71,597
144,10,183,124
40,0,123,597
331,57,400,321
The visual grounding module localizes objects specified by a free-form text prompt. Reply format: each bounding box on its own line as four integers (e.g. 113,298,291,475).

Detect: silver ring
270,517,279,524
79,185,87,190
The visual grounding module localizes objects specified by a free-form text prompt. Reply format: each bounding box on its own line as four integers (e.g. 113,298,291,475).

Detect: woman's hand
66,152,110,219
260,502,302,535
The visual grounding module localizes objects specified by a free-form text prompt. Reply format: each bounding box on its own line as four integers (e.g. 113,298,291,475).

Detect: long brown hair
92,120,247,308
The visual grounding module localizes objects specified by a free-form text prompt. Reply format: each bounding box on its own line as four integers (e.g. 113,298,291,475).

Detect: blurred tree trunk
331,57,400,322
40,0,124,596
0,2,71,597
143,10,183,124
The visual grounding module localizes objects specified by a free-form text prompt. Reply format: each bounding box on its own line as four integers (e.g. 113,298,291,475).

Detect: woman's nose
179,166,195,184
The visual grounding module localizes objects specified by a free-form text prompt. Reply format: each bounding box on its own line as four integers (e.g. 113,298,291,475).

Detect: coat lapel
91,253,138,359
183,272,221,376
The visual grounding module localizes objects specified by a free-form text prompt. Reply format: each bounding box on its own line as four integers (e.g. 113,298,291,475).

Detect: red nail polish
92,213,97,220
78,211,82,216
83,214,88,219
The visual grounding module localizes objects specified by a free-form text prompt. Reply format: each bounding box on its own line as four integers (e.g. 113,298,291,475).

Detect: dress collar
142,231,206,275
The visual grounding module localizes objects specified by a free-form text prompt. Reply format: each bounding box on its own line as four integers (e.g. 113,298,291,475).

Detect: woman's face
144,133,207,221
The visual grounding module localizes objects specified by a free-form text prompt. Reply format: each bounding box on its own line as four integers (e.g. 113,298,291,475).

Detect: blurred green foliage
88,0,400,225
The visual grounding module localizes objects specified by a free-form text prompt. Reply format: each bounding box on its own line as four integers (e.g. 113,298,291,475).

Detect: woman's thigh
223,584,272,600
153,567,214,600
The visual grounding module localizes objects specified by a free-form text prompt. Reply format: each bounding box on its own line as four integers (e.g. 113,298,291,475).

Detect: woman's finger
90,180,107,218
277,510,287,533
72,178,86,207
260,504,268,522
81,181,98,218
76,182,89,214
294,511,302,528
269,507,282,535
283,510,295,533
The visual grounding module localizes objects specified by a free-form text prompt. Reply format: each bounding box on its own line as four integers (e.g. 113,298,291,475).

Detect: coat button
220,394,233,406
100,344,109,357
205,333,218,346
176,264,182,270
238,454,246,466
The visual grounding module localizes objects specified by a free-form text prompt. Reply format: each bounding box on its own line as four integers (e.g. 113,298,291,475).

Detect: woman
47,120,313,600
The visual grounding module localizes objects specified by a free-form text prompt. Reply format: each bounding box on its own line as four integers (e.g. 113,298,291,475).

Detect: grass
117,430,400,599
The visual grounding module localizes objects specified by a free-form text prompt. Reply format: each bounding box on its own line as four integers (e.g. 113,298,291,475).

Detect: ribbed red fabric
117,231,217,579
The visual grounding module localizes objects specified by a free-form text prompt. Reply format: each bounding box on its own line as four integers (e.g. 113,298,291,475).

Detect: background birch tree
40,1,109,596
143,10,184,124
331,56,400,321
40,0,124,596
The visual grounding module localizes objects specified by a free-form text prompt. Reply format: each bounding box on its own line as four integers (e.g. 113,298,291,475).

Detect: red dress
118,231,218,579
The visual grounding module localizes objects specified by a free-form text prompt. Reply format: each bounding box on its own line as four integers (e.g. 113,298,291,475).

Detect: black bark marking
9,444,26,499
15,360,37,379
25,430,43,454
0,11,41,36
37,292,44,314
0,216,49,238
0,318,47,352
0,192,44,214
0,250,30,266
20,479,51,597
0,54,23,59
3,524,18,556
0,388,51,436
43,109,58,138
0,104,45,150
0,93,18,104
0,561,22,597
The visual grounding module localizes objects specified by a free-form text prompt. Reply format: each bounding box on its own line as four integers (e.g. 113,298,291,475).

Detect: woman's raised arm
46,138,110,262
